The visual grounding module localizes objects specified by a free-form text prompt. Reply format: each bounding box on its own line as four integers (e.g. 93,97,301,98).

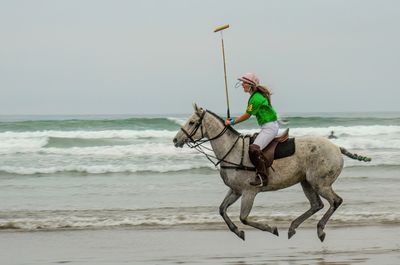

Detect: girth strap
220,165,257,171
220,134,256,171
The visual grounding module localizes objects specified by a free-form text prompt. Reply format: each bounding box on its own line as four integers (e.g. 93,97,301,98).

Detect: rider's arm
225,113,251,126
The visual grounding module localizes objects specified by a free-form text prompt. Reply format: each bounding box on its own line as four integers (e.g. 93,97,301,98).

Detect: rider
225,73,279,186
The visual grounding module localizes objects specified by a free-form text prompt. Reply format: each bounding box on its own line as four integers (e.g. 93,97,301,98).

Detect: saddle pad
274,138,295,160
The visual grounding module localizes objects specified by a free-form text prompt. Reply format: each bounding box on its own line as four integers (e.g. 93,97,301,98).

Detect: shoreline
1,225,399,265
2,220,400,233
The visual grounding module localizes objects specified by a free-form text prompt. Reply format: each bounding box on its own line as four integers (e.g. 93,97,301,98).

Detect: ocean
0,112,399,232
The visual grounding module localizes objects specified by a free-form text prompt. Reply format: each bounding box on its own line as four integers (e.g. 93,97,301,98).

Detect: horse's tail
340,147,371,162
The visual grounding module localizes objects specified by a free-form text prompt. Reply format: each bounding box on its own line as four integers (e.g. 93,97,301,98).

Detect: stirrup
250,173,265,187
256,174,264,187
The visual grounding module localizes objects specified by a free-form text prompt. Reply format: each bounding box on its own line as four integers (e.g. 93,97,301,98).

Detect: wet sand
1,225,399,265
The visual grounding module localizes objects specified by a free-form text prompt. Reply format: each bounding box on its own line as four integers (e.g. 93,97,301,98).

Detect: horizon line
1,110,399,116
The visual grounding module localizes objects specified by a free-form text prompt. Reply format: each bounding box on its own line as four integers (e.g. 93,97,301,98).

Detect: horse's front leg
219,189,243,240
239,191,279,237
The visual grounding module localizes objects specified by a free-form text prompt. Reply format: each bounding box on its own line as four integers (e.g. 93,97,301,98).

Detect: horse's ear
192,102,200,113
193,102,204,115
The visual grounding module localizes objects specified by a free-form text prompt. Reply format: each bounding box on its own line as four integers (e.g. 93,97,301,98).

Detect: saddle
250,128,295,168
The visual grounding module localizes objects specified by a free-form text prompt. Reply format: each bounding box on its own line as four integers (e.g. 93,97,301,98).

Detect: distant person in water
225,73,278,187
328,130,338,139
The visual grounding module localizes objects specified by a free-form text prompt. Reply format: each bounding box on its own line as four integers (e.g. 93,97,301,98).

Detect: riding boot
248,144,270,187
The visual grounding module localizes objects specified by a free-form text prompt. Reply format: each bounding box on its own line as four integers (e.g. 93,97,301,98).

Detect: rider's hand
225,118,235,126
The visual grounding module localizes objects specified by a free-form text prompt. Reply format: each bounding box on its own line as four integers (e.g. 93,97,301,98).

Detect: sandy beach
1,225,399,265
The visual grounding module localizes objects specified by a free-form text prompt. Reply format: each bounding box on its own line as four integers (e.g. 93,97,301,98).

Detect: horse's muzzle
173,137,184,148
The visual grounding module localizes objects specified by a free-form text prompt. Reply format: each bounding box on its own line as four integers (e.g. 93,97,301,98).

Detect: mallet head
213,24,230,33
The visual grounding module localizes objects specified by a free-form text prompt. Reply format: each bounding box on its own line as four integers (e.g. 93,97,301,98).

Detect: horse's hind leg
288,180,324,239
219,189,243,240
316,186,343,242
239,191,279,237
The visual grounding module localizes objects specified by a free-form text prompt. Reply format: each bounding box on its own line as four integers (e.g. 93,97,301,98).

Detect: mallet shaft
221,38,230,118
213,24,231,118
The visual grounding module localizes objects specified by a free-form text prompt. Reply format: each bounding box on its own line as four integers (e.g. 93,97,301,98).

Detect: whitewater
0,112,399,231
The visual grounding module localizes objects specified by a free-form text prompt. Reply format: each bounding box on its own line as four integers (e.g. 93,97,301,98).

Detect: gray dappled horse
173,104,371,242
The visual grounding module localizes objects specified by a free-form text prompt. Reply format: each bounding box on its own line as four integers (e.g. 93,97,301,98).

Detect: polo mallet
214,24,231,118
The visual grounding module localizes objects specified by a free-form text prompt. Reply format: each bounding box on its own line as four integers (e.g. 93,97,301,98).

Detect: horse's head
173,103,207,148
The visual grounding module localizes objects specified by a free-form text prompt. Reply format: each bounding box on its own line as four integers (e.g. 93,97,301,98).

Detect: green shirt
246,92,278,125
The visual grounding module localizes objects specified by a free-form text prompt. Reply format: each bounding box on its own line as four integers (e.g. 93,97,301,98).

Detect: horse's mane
206,110,241,136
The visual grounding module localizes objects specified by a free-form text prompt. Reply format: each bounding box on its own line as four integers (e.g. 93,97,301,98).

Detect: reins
180,110,255,171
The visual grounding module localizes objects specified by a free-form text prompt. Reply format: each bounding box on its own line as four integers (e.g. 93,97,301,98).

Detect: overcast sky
1,0,399,115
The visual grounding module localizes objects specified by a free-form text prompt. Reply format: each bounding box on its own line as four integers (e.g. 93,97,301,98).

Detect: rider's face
242,82,251,93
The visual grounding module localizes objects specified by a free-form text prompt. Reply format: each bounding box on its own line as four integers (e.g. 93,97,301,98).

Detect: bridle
180,110,229,148
179,110,255,171
179,110,207,145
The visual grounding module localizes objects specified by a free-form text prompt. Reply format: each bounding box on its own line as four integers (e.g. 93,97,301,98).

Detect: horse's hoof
288,228,296,239
238,230,245,241
272,227,279,237
318,231,326,242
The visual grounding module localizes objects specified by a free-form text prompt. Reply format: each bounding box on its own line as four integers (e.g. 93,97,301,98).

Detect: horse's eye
188,121,195,126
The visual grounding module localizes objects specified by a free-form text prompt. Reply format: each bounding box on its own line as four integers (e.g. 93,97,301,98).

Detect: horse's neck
204,114,239,159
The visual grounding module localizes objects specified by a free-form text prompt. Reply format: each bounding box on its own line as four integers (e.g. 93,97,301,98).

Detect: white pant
253,121,279,150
